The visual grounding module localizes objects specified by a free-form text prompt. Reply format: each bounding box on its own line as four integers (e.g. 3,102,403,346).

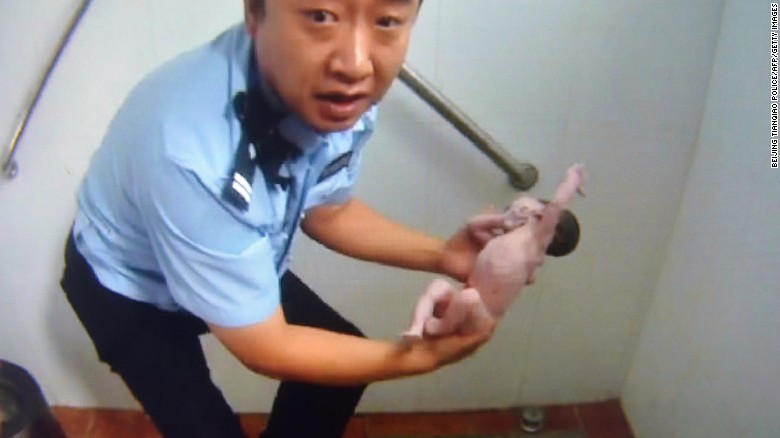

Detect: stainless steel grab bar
398,63,538,190
2,3,537,191
1,0,94,180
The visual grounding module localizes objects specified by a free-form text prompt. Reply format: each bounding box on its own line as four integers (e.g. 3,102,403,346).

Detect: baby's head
546,208,580,257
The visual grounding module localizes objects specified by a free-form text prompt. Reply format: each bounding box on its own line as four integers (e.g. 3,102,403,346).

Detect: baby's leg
460,288,496,334
425,288,493,336
402,278,456,340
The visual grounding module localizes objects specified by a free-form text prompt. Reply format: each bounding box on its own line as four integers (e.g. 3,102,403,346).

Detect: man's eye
306,10,336,24
376,15,403,28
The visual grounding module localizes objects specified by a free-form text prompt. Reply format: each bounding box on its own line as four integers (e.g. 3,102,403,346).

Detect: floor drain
520,406,545,433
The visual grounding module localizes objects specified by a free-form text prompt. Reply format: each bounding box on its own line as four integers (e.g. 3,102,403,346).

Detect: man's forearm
253,324,433,384
302,199,447,274
209,309,487,386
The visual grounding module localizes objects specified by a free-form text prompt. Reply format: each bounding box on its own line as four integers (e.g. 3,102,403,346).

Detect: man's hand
402,317,496,369
438,225,484,283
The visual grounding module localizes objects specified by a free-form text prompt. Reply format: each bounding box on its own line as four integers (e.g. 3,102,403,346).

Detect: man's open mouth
315,93,370,121
316,92,368,103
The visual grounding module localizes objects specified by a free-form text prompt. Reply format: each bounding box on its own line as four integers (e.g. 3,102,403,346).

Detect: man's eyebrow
378,0,415,6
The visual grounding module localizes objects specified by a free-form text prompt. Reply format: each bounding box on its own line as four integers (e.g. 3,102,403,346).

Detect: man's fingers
430,323,495,366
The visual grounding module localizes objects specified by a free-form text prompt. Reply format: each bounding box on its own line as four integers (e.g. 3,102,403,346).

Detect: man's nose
329,28,373,83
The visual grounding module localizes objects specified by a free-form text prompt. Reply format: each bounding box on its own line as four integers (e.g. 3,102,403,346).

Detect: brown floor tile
576,400,634,438
88,408,161,438
344,415,368,438
239,412,269,437
48,401,633,438
540,405,581,433
51,406,93,438
366,409,520,437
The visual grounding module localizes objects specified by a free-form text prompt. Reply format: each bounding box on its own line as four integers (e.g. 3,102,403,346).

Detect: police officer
60,1,494,437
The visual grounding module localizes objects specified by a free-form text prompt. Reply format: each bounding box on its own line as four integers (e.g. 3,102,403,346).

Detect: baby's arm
503,198,544,230
552,164,586,207
467,212,507,244
467,199,540,244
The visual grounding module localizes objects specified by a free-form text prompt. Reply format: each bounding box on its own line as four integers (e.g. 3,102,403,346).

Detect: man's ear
243,0,260,34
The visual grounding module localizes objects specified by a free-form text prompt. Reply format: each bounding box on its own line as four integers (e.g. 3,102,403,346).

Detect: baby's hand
503,196,544,230
466,206,505,245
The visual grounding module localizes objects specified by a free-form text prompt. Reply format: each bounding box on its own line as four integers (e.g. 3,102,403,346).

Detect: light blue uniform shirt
73,24,376,327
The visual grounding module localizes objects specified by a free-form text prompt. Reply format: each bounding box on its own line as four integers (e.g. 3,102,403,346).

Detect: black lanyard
222,53,301,211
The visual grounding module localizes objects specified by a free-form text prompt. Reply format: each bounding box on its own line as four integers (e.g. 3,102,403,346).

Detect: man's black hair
250,0,423,15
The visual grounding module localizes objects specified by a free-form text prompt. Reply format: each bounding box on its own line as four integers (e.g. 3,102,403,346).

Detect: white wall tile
623,1,780,436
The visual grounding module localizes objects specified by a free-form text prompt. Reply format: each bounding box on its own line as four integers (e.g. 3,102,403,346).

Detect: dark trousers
60,234,367,438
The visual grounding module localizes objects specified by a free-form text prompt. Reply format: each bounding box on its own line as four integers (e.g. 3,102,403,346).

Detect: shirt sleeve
138,154,281,328
303,147,363,209
303,124,375,210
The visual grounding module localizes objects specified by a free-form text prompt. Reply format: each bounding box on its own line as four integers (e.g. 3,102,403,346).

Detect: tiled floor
51,399,634,438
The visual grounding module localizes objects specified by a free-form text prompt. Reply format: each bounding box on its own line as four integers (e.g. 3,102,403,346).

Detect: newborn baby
403,164,585,338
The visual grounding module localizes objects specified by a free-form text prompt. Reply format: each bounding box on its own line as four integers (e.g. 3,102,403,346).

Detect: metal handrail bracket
398,63,538,190
2,0,94,180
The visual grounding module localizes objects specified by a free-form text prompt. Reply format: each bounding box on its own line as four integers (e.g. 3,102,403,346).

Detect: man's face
245,0,419,133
